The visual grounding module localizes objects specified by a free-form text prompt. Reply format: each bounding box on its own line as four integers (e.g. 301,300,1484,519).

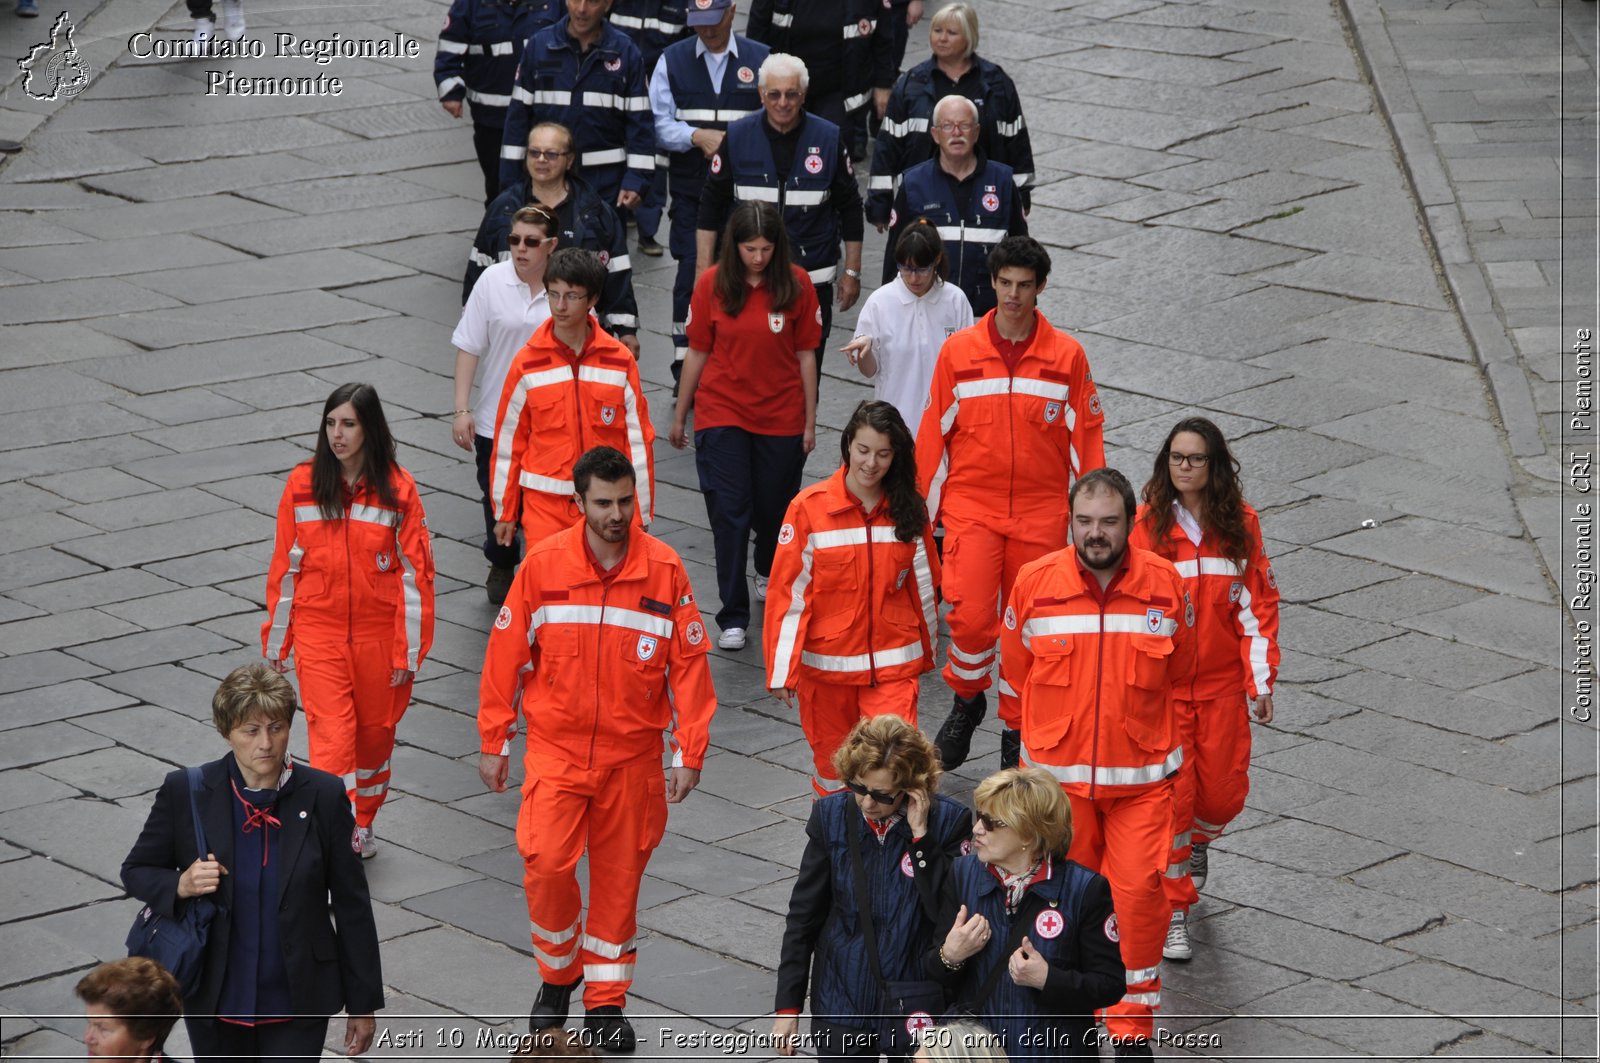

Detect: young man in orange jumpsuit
915,234,1105,772
478,446,717,1054
998,467,1195,1059
1129,419,1280,962
763,400,941,796
488,247,655,552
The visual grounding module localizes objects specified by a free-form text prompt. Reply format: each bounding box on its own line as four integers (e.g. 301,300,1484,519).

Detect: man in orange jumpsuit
915,234,1105,771
478,446,717,1053
998,467,1195,1059
488,247,655,551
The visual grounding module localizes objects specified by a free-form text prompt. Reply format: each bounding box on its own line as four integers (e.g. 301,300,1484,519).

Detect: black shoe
1114,1038,1154,1059
1000,727,1021,770
637,235,663,257
583,1006,637,1053
486,565,515,607
934,692,986,770
528,977,581,1032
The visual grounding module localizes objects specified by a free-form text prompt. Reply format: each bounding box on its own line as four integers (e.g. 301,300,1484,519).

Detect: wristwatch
843,268,861,279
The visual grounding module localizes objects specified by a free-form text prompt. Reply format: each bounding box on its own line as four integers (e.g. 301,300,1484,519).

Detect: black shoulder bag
846,810,949,1056
126,766,217,997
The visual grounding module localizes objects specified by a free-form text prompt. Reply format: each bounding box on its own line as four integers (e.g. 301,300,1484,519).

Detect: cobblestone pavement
0,0,1594,1059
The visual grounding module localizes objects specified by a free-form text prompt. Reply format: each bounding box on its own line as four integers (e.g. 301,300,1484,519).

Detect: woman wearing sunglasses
839,222,974,432
927,768,1124,1060
1130,417,1279,964
773,715,971,1061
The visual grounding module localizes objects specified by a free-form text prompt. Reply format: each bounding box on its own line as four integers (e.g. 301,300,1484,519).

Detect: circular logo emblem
737,65,754,83
598,249,610,266
859,18,872,36
494,605,513,630
696,0,712,7
1003,605,1016,630
900,853,915,878
905,1012,935,1038
804,153,824,175
1035,909,1064,939
815,306,823,325
605,57,621,71
888,208,897,228
777,523,795,545
982,192,1000,213
1088,393,1102,416
686,620,705,646
710,153,722,174
960,838,972,855
1104,913,1120,943
351,826,363,854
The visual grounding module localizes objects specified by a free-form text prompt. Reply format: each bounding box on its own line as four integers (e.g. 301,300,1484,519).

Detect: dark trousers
813,280,834,375
472,123,503,204
809,1019,907,1063
186,1016,330,1063
668,190,699,371
694,426,805,630
185,0,214,15
475,433,521,570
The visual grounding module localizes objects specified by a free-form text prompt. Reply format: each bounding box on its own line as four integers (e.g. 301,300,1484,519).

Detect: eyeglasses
973,810,1009,832
506,235,548,248
845,780,902,805
526,149,572,161
933,121,976,134
897,264,935,278
1167,452,1211,468
547,290,592,305
762,89,803,101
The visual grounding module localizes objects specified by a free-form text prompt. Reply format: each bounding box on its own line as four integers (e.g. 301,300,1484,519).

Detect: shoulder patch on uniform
639,596,671,616
1104,912,1119,942
1004,605,1017,630
494,605,513,630
778,523,795,545
686,620,705,646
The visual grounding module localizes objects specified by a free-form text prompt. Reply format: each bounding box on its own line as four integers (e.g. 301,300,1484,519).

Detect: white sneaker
753,574,769,601
220,0,245,40
1162,909,1192,961
1191,840,1209,892
717,626,746,650
193,17,215,46
356,826,377,860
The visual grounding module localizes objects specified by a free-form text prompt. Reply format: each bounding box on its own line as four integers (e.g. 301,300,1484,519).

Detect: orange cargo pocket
1124,633,1175,753
1022,641,1074,748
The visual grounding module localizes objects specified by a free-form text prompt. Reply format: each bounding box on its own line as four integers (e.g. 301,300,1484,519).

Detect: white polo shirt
852,276,975,430
451,259,552,437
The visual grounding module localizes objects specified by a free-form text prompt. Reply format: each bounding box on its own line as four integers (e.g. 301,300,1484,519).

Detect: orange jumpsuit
998,544,1194,1043
479,520,717,1009
915,311,1105,696
488,317,655,548
762,468,941,796
1130,503,1279,912
262,464,436,827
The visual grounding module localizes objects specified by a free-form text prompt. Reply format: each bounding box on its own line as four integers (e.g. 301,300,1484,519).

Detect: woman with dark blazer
122,664,383,1063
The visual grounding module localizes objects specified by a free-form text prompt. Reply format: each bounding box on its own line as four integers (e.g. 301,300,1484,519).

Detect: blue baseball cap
686,0,733,26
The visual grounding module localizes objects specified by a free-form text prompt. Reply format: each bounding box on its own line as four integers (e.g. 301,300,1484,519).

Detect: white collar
696,36,738,60
1173,501,1203,546
890,275,941,306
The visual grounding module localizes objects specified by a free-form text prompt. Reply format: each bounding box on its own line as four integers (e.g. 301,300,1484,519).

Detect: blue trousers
669,190,699,369
694,427,805,630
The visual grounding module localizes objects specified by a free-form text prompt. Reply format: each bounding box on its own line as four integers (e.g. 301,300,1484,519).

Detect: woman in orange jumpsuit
763,400,941,797
1129,416,1279,963
262,383,436,858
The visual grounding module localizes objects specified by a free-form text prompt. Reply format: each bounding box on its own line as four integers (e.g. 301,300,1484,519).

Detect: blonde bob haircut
831,714,942,795
973,767,1073,859
931,3,979,60
915,1018,1007,1061
212,663,297,738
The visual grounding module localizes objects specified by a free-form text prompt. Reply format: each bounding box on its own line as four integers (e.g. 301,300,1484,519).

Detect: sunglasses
527,149,571,161
973,810,1009,832
506,235,548,249
845,781,903,805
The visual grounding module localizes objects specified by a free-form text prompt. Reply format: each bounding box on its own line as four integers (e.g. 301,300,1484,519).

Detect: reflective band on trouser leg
938,524,1008,696
350,641,410,828
293,648,359,781
1191,693,1253,842
1165,697,1200,910
581,756,666,1008
1094,783,1175,1042
518,759,592,987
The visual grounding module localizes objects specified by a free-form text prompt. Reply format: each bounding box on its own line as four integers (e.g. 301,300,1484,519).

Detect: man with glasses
649,0,768,380
695,52,866,364
882,95,1025,316
916,235,1105,774
996,467,1195,1059
485,248,655,552
466,122,640,356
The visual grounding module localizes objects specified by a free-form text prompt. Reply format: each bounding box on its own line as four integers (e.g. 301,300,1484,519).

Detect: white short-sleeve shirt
853,277,975,430
451,260,552,437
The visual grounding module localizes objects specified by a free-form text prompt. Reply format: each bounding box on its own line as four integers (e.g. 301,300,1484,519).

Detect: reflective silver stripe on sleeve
581,147,628,166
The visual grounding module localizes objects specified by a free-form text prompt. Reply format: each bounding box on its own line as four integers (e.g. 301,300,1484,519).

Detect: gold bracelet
938,945,965,970
453,409,470,416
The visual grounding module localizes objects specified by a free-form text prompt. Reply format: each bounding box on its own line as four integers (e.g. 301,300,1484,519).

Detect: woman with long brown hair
764,400,941,797
669,200,822,651
1129,416,1280,963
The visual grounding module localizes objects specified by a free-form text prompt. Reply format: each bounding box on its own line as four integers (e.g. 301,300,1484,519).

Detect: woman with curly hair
764,400,941,797
1129,416,1280,963
773,714,972,1062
